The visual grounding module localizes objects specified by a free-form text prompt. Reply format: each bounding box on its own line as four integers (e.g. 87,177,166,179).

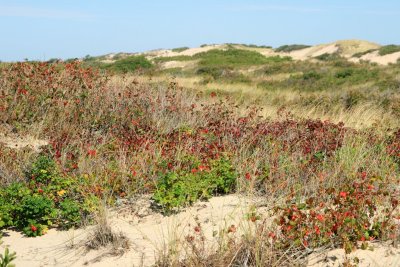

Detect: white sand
1,195,256,267
2,194,399,266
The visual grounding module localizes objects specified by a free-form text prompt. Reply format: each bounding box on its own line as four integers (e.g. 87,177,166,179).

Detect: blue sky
0,0,399,61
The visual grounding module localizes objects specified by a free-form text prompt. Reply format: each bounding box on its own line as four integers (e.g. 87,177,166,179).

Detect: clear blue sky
0,0,399,61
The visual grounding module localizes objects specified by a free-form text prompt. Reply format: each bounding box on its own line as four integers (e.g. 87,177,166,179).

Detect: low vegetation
171,47,190,53
275,44,311,52
0,156,95,236
0,49,400,265
352,48,378,58
379,44,400,56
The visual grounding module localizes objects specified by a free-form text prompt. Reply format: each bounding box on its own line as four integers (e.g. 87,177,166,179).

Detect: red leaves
87,149,96,157
316,214,325,222
227,225,236,233
275,176,399,253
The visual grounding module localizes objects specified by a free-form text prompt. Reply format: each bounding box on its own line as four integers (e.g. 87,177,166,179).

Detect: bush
154,55,193,63
273,175,399,253
235,43,272,49
153,156,237,213
0,156,93,237
18,195,57,228
378,45,400,56
171,47,189,53
302,71,322,80
352,49,377,58
275,44,310,53
335,68,353,79
314,53,341,61
194,49,290,68
106,55,153,73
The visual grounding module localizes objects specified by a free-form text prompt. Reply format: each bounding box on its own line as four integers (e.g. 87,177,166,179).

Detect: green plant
0,247,16,267
314,53,341,61
153,157,237,213
26,155,58,185
194,48,290,68
0,156,91,236
378,45,400,56
352,49,377,58
171,47,189,53
335,68,353,79
106,55,153,73
302,71,322,80
59,199,82,229
275,44,310,53
22,220,48,237
154,55,193,63
18,195,57,235
0,183,31,228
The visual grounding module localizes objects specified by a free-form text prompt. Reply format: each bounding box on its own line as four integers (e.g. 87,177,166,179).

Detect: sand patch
0,126,48,152
356,50,400,65
1,195,261,267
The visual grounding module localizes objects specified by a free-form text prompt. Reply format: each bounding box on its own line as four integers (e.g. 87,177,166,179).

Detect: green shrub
335,68,353,79
154,55,193,63
0,156,94,237
106,55,153,73
302,71,322,80
275,44,311,53
171,47,189,53
153,157,237,213
234,43,272,49
378,45,400,56
26,156,58,185
194,49,290,68
352,49,377,58
18,195,57,228
314,53,341,61
59,199,82,229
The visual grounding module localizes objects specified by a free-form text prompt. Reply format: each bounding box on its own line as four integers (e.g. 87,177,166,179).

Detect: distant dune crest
97,40,399,66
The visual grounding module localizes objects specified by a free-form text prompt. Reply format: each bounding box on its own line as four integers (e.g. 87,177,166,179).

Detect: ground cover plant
171,47,190,53
0,60,399,265
379,45,400,56
0,155,95,236
275,44,311,52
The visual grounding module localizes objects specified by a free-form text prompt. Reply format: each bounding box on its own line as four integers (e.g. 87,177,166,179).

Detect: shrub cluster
153,156,236,213
273,174,399,253
0,156,96,237
275,44,311,53
379,45,400,56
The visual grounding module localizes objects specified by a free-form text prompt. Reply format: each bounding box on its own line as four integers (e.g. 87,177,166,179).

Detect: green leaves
153,157,237,213
0,247,17,267
0,156,92,237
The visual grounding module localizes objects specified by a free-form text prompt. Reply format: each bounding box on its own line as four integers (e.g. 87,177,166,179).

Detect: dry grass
126,75,400,129
84,205,130,255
